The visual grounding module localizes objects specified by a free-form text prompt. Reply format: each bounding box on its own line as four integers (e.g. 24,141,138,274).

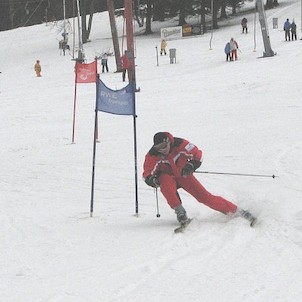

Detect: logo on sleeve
185,143,195,152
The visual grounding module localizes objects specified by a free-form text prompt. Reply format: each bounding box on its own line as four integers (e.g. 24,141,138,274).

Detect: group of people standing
99,51,129,82
101,39,167,82
223,16,299,62
224,38,239,62
283,18,297,41
223,18,246,62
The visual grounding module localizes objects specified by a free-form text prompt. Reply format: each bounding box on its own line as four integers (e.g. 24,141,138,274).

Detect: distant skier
283,18,291,41
121,50,129,82
224,42,231,61
291,20,297,41
143,132,257,228
160,39,167,55
241,17,248,33
230,38,239,61
101,53,109,73
34,60,42,77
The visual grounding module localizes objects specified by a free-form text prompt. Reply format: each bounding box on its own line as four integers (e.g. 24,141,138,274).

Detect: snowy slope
1,0,302,301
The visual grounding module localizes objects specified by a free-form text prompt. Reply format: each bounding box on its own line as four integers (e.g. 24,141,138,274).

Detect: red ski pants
159,174,237,214
231,49,238,60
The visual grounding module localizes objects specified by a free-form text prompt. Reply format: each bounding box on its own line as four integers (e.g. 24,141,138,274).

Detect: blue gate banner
96,78,135,115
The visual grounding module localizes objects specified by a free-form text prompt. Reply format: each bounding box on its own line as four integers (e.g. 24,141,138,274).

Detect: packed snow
1,0,302,301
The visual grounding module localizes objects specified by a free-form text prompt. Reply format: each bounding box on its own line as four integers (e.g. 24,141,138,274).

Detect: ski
239,209,257,227
173,215,257,233
174,218,192,233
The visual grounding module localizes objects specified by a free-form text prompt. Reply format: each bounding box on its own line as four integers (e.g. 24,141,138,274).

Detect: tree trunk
153,0,165,21
266,0,278,9
134,0,144,27
213,0,218,29
86,0,95,41
80,0,88,43
273,0,279,6
9,0,16,29
178,3,186,26
107,0,122,71
200,0,206,33
220,2,227,19
230,0,237,15
144,0,153,35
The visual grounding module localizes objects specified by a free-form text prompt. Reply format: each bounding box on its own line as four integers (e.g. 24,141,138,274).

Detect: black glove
145,175,160,188
181,162,195,177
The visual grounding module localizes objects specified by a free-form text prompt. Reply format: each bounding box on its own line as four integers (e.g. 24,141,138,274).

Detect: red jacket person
121,50,130,82
143,132,256,227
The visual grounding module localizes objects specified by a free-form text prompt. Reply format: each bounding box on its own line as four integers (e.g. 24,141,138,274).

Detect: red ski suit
143,133,237,214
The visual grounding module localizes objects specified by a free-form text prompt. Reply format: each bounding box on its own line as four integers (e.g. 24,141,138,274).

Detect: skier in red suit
121,50,129,82
143,132,256,227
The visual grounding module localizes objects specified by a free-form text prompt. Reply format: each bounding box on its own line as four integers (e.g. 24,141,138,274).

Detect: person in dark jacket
143,132,257,227
101,53,109,73
241,17,248,33
284,18,291,41
291,20,297,41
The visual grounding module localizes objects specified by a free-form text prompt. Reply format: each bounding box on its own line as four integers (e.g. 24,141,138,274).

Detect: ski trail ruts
266,0,299,22
105,219,254,302
275,141,302,193
293,211,302,247
106,252,193,302
106,214,302,302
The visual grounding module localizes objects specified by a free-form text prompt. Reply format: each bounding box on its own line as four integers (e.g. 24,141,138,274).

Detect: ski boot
239,209,257,227
174,205,190,224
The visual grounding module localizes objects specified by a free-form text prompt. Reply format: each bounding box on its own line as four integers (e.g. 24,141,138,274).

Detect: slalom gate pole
71,76,77,144
195,170,277,178
155,188,160,218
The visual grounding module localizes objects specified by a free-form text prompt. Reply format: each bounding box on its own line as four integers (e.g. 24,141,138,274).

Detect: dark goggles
153,139,170,151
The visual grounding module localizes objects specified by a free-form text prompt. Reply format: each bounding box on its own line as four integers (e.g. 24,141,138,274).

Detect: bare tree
220,1,228,19
134,0,144,27
107,0,122,71
178,0,186,25
144,0,153,34
265,0,278,9
200,0,206,33
79,0,95,43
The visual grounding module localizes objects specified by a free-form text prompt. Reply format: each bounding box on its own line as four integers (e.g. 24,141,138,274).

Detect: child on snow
34,60,41,77
224,42,231,61
160,39,167,55
101,53,109,73
230,38,239,61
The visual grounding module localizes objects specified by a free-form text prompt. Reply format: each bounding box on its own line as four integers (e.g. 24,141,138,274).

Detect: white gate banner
160,26,183,40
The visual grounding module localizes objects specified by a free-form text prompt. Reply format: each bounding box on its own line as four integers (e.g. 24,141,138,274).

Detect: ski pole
155,188,161,217
195,170,277,178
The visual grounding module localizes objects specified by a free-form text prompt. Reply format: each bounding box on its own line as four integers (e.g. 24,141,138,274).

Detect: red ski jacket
121,54,129,69
143,133,202,181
